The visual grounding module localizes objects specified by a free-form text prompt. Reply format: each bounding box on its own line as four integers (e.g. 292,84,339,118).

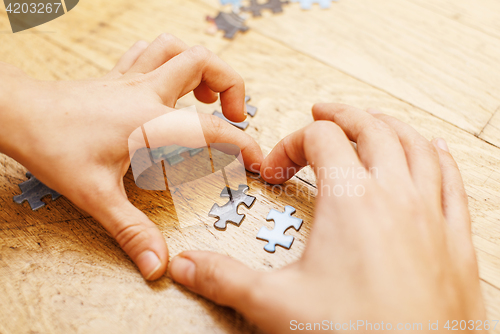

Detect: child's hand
0,34,263,281
169,104,485,332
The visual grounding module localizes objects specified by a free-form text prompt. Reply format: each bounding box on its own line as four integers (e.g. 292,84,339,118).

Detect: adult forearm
0,62,38,162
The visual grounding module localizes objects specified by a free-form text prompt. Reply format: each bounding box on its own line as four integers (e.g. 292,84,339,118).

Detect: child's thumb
85,189,169,280
169,251,263,312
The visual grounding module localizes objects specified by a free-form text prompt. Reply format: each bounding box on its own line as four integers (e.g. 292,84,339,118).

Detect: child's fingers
193,81,219,104
146,46,246,123
260,120,362,184
200,114,264,172
371,112,443,210
169,251,268,316
72,175,169,281
128,33,189,74
432,139,471,233
133,108,263,172
312,103,411,184
110,40,149,75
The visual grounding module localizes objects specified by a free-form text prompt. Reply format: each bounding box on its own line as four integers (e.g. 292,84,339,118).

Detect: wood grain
0,0,499,333
408,0,500,40
206,0,500,135
480,109,500,148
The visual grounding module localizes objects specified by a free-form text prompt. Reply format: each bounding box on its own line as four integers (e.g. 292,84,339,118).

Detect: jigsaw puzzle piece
257,228,295,252
220,0,243,6
245,96,258,117
256,206,303,252
291,0,335,10
243,0,289,17
13,172,61,211
208,12,249,39
209,184,256,230
213,111,249,130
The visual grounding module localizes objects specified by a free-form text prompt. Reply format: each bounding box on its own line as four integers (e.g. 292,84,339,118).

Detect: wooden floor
1,0,500,332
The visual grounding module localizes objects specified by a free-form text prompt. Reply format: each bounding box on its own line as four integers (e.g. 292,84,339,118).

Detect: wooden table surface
1,0,500,333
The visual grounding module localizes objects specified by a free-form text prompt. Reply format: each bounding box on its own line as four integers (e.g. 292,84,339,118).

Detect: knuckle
305,121,343,142
199,260,225,303
304,121,345,145
410,137,439,160
246,274,268,307
360,118,398,141
187,45,213,64
156,33,178,46
206,114,226,141
113,222,150,254
134,40,149,49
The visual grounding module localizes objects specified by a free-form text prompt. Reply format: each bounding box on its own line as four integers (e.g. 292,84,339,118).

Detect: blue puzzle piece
220,0,243,7
256,206,303,252
291,0,337,10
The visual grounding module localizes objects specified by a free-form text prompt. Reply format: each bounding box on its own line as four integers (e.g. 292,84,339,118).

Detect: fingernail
367,108,382,115
170,256,196,287
137,250,162,280
435,138,449,152
243,105,248,116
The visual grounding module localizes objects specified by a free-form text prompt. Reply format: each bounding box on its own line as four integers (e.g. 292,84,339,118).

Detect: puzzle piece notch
256,206,303,252
218,95,257,118
209,184,256,230
13,172,61,211
220,0,244,11
207,12,249,39
242,0,290,17
290,0,336,10
245,96,258,117
213,111,249,130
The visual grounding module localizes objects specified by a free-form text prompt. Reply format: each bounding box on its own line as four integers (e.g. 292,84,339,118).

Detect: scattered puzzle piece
13,172,61,211
213,111,249,130
242,0,289,17
151,146,204,166
257,206,303,252
290,0,336,10
220,0,243,9
245,95,258,117
207,12,249,39
209,184,256,230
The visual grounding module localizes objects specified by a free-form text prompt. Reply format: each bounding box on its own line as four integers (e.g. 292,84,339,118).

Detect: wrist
0,64,43,162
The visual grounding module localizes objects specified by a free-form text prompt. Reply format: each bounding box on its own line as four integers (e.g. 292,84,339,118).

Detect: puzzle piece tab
207,12,249,39
209,184,256,229
13,172,61,211
220,0,243,9
245,95,258,117
291,0,336,10
257,206,303,252
213,111,249,130
242,0,289,17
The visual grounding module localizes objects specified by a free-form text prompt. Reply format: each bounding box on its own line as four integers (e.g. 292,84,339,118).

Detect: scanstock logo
3,0,79,33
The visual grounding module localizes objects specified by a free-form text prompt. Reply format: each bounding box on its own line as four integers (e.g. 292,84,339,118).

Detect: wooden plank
0,16,102,80
214,29,500,296
480,109,500,148
481,281,500,334
205,0,500,135
1,0,499,332
408,0,500,40
30,0,232,71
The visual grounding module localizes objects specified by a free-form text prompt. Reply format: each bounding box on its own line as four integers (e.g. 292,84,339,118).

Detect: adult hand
0,34,263,280
169,104,485,332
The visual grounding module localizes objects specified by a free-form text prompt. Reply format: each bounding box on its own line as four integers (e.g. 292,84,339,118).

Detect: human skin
0,34,264,281
169,104,486,333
